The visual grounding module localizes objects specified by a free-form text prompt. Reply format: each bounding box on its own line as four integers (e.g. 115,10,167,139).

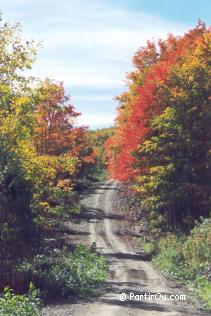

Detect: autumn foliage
0,16,96,290
105,22,211,228
34,79,95,172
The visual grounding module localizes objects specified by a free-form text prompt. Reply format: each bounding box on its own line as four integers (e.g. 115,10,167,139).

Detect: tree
0,16,39,287
105,22,211,229
33,79,80,155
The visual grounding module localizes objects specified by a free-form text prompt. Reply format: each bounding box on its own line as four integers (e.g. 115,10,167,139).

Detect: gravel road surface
43,180,207,316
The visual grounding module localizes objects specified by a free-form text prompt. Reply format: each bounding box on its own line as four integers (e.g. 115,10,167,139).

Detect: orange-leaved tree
105,21,211,228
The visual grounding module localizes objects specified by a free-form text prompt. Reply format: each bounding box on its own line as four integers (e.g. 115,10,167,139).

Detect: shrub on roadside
153,234,187,279
0,283,41,316
153,218,211,310
142,241,156,256
0,142,39,291
183,218,211,277
192,276,211,310
31,154,78,211
30,245,108,298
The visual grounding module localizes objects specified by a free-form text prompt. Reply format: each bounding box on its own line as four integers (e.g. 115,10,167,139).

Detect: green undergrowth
137,237,157,256
151,218,211,310
0,245,108,315
0,284,41,316
21,244,108,299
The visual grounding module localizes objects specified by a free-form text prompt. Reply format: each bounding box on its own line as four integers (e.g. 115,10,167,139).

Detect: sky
0,0,210,129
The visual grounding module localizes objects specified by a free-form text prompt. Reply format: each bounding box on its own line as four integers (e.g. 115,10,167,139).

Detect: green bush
0,143,39,291
142,242,156,255
0,144,35,257
183,218,211,276
192,276,211,310
0,283,41,316
31,245,108,298
153,234,187,279
153,218,211,310
137,237,157,256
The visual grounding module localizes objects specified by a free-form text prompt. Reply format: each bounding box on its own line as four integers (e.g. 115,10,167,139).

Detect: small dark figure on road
91,241,97,253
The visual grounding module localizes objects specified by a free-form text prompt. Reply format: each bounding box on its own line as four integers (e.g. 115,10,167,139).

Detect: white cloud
0,0,189,127
73,95,112,102
77,113,115,128
31,64,124,87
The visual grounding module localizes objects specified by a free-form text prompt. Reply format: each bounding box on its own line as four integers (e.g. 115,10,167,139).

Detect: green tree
0,15,39,288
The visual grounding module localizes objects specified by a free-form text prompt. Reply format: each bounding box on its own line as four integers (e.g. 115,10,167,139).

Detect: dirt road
43,180,206,316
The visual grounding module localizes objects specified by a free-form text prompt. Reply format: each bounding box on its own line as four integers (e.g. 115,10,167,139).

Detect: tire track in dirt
43,180,207,316
76,180,182,316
